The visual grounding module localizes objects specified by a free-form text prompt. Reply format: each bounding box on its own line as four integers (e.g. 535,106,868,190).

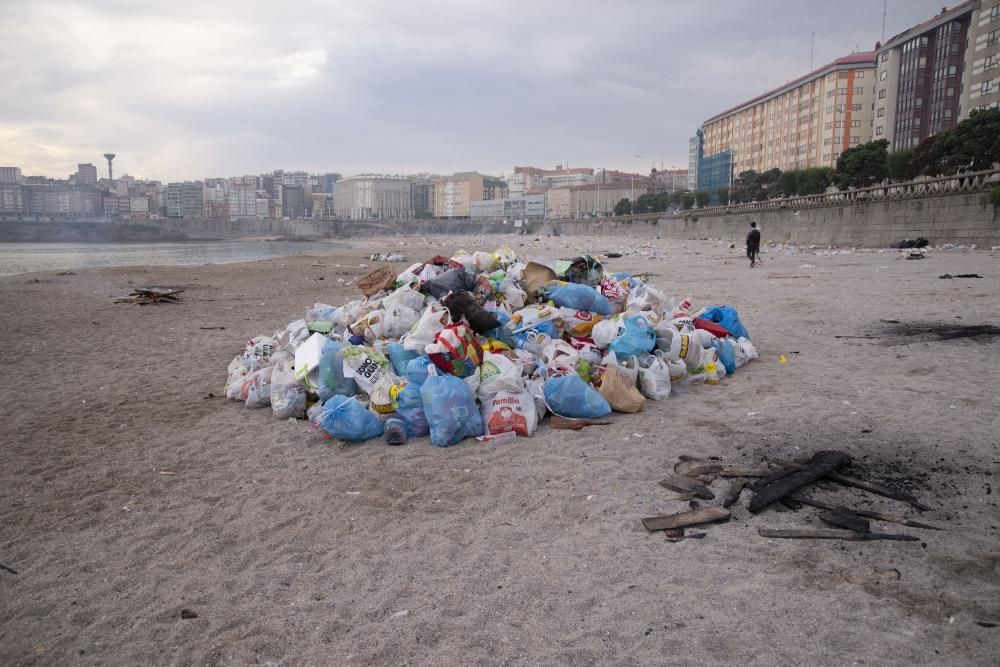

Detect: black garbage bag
564,255,604,285
443,290,501,334
425,268,476,300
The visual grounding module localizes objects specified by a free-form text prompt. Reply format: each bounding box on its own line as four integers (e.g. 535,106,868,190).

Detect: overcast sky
2,0,952,182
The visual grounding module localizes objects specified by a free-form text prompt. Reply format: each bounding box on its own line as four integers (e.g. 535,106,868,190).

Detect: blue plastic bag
388,342,419,376
317,343,359,401
713,338,737,375
421,371,484,447
700,306,750,340
319,395,384,442
396,381,429,437
545,282,613,316
405,355,435,385
608,317,657,357
543,375,611,419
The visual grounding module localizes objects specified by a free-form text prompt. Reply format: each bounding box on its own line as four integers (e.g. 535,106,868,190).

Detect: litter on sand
223,247,759,447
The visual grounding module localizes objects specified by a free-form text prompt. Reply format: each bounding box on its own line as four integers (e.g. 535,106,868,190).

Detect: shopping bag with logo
426,323,485,378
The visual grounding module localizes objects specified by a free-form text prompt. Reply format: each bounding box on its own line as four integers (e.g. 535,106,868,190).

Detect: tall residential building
229,182,258,220
875,2,978,149
433,172,507,218
968,0,1000,112
690,129,733,199
76,163,98,185
279,184,306,218
0,167,22,184
333,174,412,220
166,182,205,218
698,51,877,178
409,176,437,217
687,137,700,190
0,185,25,215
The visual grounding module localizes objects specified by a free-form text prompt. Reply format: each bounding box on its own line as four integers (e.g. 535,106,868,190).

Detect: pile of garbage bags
224,248,759,447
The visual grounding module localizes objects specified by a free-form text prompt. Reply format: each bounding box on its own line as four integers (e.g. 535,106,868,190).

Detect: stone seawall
4,187,997,247
543,191,1000,247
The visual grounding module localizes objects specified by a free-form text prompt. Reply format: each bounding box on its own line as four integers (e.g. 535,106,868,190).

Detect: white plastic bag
271,355,306,419
692,329,717,349
524,376,548,419
591,316,623,349
678,333,704,370
472,250,499,273
654,324,682,360
638,356,671,400
602,351,639,387
245,366,274,408
478,352,525,400
383,284,425,312
733,337,759,368
481,390,538,437
401,303,451,352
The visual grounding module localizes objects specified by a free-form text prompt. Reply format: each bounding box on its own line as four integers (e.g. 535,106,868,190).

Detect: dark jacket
746,229,761,248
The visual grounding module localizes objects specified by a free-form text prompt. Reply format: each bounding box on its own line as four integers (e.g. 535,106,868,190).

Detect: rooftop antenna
810,32,815,70
103,153,116,182
881,0,887,42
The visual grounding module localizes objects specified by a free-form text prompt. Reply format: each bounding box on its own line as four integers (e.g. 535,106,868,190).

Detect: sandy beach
1,235,998,666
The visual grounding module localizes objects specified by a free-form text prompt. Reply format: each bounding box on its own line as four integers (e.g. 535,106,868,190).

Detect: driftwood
818,510,871,533
718,467,776,478
749,451,851,513
758,528,919,542
116,288,184,305
722,478,750,508
642,507,731,532
550,415,612,430
790,495,943,530
659,475,715,501
674,461,723,476
772,458,933,512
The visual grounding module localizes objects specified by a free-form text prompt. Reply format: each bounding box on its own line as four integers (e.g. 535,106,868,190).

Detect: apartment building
469,193,546,220
698,52,877,177
333,174,412,220
433,172,507,218
409,176,437,216
0,167,22,184
76,163,98,185
969,0,1000,111
546,184,646,219
166,181,205,218
875,2,977,149
229,182,258,219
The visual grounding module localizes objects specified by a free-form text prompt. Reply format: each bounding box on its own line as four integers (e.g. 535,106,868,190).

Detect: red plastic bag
693,317,732,338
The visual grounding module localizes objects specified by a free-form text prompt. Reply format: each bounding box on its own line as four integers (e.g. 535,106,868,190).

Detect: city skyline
3,0,952,181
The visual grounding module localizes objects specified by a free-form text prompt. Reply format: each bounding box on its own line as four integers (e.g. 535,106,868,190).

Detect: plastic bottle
384,417,407,446
706,362,720,385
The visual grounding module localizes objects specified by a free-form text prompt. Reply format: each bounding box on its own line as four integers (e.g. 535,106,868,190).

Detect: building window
880,52,889,63
986,55,999,71
992,4,1000,21
875,126,884,136
989,29,999,46
850,136,860,144
852,119,861,127
854,86,864,94
947,65,957,77
851,103,862,111
946,87,955,98
836,104,845,112
837,88,848,95
982,80,994,95
838,71,849,78
826,105,834,113
944,109,952,119
880,70,888,80
856,70,865,78
921,36,929,46
878,89,886,99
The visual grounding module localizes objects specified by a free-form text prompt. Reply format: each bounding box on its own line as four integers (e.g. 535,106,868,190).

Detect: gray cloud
1,0,950,181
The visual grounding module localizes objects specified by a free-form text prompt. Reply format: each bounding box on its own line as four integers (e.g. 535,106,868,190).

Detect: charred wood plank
749,451,851,513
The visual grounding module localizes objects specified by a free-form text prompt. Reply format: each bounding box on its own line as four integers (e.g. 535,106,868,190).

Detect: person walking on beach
746,221,761,268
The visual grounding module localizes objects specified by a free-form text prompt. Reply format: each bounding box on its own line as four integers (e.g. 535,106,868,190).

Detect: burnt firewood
749,451,851,513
